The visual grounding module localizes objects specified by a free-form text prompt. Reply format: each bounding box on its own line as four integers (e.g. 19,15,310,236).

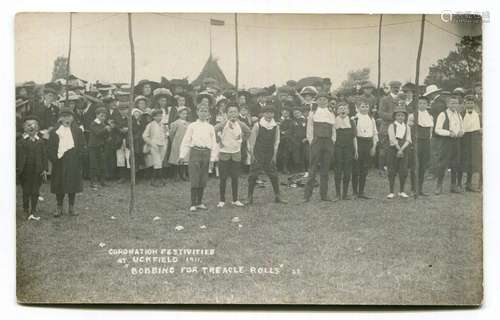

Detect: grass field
16,170,483,305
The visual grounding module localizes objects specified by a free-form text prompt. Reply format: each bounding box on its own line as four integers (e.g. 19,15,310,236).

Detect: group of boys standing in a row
15,76,482,219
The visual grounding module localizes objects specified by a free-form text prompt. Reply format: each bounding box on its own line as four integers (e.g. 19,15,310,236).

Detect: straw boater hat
215,95,228,106
59,91,83,102
22,114,40,123
453,87,466,96
131,108,143,116
300,86,318,97
153,88,172,101
464,94,476,103
196,91,215,105
422,84,442,97
134,95,147,104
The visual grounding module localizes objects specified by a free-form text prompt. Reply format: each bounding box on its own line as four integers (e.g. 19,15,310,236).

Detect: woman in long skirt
48,109,85,217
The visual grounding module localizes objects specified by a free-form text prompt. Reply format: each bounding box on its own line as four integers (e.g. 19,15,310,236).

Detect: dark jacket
16,134,48,178
88,120,108,147
48,124,86,194
30,100,59,130
74,102,101,132
378,94,398,124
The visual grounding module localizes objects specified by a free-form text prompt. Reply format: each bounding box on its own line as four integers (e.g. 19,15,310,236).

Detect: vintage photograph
15,12,483,304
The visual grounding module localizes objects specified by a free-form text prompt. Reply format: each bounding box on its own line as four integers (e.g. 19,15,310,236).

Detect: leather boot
319,175,331,201
247,177,256,204
342,176,351,200
358,175,370,199
304,176,314,202
54,205,63,217
334,175,342,201
271,176,287,203
69,205,78,216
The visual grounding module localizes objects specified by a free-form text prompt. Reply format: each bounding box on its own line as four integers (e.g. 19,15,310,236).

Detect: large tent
190,56,234,89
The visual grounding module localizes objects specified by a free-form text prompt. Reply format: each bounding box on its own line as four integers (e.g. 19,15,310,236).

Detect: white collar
23,133,39,140
259,117,277,130
94,118,102,125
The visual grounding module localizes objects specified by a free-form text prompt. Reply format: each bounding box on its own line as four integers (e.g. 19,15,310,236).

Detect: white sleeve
179,124,193,159
434,112,450,137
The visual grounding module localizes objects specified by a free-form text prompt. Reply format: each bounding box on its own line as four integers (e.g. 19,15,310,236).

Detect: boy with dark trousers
351,98,378,199
88,107,112,190
16,116,48,220
179,104,218,212
386,105,412,199
247,105,287,204
291,107,308,174
304,92,337,202
214,104,251,208
334,102,358,201
407,96,434,196
461,94,482,192
433,95,464,194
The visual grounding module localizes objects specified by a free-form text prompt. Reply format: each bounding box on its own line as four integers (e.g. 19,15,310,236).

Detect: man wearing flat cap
377,80,401,174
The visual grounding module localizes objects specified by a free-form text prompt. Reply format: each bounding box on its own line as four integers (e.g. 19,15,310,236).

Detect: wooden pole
376,14,382,92
65,12,73,108
415,14,426,88
234,13,239,105
209,23,213,58
413,14,426,199
127,13,136,214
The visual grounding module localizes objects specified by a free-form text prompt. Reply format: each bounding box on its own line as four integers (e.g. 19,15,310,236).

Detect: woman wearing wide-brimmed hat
135,79,159,108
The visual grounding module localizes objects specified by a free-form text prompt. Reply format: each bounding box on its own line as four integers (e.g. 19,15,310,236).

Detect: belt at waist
192,146,210,151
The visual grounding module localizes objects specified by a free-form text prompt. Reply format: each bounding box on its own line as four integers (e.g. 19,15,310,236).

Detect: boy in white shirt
461,94,482,192
142,109,168,187
214,104,251,208
179,104,218,212
407,96,434,196
386,105,412,199
352,98,378,199
433,95,464,194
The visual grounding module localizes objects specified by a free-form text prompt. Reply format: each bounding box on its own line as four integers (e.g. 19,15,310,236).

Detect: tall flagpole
415,15,426,88
65,12,73,107
127,13,136,214
414,14,426,199
234,13,239,105
376,14,383,92
209,23,213,58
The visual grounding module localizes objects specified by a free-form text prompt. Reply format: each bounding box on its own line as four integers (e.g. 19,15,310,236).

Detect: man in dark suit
423,84,446,178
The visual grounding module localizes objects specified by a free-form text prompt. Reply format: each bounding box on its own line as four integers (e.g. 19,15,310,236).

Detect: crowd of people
15,75,483,220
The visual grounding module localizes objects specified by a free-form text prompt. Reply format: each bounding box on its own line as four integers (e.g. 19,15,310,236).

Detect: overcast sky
15,13,481,88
